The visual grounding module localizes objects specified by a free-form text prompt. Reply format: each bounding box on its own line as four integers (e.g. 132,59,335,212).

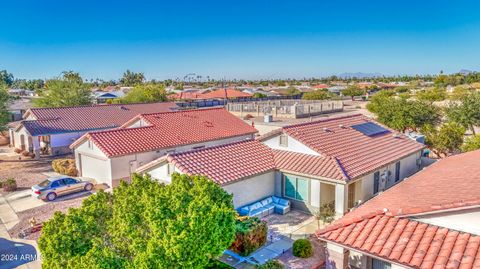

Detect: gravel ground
8,194,86,240
277,238,326,269
0,148,73,189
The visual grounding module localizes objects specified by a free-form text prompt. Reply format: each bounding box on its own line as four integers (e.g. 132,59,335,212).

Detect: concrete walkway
0,193,41,269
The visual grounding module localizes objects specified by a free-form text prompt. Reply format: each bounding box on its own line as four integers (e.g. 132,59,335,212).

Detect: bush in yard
293,239,313,258
14,148,22,154
229,217,268,256
51,159,77,176
39,173,236,268
256,260,284,269
2,178,17,192
21,150,30,157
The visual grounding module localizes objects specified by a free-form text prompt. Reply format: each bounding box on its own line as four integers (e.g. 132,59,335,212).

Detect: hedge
256,260,284,269
52,159,77,176
229,217,268,256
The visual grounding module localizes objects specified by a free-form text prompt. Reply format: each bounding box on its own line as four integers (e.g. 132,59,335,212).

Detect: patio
219,210,320,268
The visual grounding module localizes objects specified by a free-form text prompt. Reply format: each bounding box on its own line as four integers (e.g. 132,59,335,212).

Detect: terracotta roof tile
317,214,480,269
200,88,252,99
74,108,257,157
272,150,348,181
341,150,480,221
167,140,275,185
20,102,177,136
281,114,424,179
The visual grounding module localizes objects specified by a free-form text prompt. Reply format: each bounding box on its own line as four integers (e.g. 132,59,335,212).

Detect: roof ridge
29,101,173,111
316,210,386,236
332,157,350,181
140,107,224,117
283,113,366,130
169,139,258,158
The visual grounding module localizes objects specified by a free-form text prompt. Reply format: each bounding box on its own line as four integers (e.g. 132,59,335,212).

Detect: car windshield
38,180,51,188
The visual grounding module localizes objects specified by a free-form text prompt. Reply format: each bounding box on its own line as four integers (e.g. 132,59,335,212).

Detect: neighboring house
138,114,424,213
199,88,252,99
70,108,257,187
93,90,125,103
317,150,480,269
9,102,177,157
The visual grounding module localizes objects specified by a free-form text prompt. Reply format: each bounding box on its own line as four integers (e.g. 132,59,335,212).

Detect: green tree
34,72,92,108
461,135,480,152
0,70,14,86
39,173,236,269
422,122,465,158
252,92,267,98
285,86,300,96
367,91,440,132
120,84,168,104
416,87,446,102
395,86,410,94
120,70,145,86
302,90,331,100
342,86,364,100
446,92,480,135
0,86,12,135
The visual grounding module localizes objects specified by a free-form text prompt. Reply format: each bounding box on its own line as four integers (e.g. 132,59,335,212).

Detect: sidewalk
0,194,41,269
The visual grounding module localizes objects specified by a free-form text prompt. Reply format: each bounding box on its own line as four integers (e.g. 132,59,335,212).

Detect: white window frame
279,134,288,147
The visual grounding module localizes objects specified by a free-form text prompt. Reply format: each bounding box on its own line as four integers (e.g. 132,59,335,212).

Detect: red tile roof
167,140,275,185
19,102,177,136
272,150,348,181
342,150,480,221
317,213,480,269
73,108,257,157
170,91,205,100
282,114,424,179
200,88,252,99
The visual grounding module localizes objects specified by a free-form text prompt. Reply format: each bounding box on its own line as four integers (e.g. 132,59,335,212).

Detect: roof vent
119,106,129,111
392,133,401,138
323,127,330,132
339,124,345,128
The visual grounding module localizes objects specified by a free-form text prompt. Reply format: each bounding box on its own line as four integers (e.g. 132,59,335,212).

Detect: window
279,134,288,147
167,163,174,175
372,258,391,269
395,162,401,182
284,175,308,202
50,180,65,188
64,178,78,185
348,182,356,209
373,171,380,194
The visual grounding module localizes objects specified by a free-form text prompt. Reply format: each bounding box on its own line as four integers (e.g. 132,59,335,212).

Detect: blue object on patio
238,196,290,217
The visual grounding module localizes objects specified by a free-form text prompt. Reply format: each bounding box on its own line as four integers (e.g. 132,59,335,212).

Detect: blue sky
1,0,480,80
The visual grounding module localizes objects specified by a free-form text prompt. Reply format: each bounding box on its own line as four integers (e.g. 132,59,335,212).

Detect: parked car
31,176,94,201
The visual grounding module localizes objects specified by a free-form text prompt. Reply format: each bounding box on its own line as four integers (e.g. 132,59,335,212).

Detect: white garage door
80,154,110,185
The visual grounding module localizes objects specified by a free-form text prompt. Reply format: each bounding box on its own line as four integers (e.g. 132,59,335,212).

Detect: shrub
256,260,284,269
292,239,313,258
3,178,17,192
229,217,268,256
28,152,35,159
52,159,77,176
205,259,234,269
21,151,30,156
14,148,22,154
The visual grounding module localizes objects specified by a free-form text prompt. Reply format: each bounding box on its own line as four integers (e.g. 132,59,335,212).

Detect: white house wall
222,171,276,208
262,134,320,156
355,151,422,205
414,208,480,235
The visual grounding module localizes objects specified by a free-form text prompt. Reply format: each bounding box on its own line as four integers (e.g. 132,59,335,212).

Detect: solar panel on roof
351,122,390,137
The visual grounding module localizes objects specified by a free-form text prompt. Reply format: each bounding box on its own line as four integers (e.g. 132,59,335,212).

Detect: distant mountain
458,69,475,75
337,72,383,79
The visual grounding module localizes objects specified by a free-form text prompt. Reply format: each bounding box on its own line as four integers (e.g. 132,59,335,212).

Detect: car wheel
46,192,57,201
84,184,93,191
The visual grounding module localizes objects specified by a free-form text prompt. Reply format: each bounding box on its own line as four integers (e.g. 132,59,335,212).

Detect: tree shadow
0,238,38,269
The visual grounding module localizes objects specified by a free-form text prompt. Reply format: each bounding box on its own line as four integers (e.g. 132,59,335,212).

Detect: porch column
326,243,349,269
335,184,347,217
32,136,41,159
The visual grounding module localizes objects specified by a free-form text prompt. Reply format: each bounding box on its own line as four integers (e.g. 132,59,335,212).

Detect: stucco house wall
262,134,320,156
221,171,276,208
